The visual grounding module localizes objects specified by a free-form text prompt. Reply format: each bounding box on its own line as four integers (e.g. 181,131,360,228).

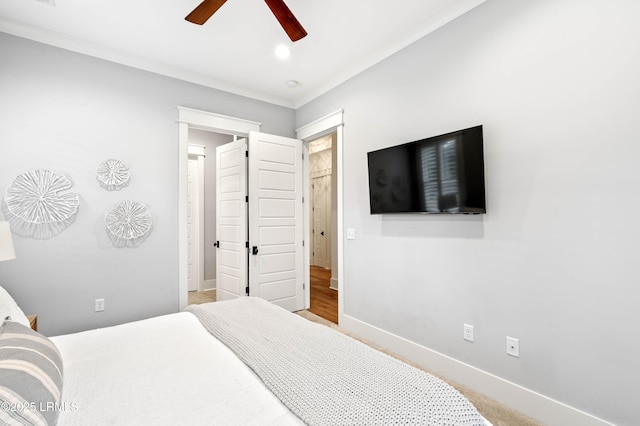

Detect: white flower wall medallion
96,159,130,191
105,200,153,247
2,169,80,239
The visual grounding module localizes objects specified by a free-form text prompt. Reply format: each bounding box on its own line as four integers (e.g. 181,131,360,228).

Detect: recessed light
275,45,291,59
286,80,299,88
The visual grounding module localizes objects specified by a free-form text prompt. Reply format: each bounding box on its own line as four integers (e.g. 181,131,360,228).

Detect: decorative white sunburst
96,159,130,191
3,169,79,239
105,200,152,247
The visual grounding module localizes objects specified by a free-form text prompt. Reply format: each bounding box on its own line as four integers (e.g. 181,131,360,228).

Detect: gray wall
0,33,295,336
297,1,639,424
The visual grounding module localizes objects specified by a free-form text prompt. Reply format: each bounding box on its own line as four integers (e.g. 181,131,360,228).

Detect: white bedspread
188,298,489,426
51,312,303,426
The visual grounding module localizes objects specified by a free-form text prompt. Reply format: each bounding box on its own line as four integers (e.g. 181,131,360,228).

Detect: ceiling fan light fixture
185,0,307,41
275,45,291,59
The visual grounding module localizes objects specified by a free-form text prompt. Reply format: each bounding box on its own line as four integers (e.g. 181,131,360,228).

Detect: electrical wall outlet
506,336,520,357
463,324,474,342
95,298,105,312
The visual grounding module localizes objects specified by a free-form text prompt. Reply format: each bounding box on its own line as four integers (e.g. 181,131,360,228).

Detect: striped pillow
0,321,64,426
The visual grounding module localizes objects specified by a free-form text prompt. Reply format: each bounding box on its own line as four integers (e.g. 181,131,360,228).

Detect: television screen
367,125,486,214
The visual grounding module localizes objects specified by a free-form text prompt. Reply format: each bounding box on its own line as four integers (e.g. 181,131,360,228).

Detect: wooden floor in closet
309,266,338,324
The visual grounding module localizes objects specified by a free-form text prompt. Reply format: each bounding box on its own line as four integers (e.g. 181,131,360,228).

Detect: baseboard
329,278,338,290
201,279,216,291
340,314,613,426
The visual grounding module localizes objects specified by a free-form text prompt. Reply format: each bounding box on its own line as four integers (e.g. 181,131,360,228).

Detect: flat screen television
367,125,486,214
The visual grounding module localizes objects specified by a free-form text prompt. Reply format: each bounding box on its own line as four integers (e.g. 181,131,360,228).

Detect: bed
1,287,491,426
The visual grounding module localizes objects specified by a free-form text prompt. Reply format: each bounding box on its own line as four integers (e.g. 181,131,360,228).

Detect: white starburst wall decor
96,159,130,191
2,169,80,239
105,200,153,247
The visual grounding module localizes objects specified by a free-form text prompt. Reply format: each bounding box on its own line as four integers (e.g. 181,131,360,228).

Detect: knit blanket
186,297,487,426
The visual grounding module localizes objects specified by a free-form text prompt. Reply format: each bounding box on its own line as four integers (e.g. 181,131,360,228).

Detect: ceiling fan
185,0,308,42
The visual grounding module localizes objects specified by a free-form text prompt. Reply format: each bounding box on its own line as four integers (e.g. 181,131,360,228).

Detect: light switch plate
346,228,355,240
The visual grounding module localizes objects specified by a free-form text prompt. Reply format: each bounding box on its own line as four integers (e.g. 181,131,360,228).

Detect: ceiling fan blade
264,0,308,42
185,0,228,25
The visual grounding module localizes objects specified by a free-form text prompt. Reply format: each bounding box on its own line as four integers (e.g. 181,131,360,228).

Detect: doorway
309,135,333,269
186,130,234,300
178,107,261,311
178,107,344,323
307,133,338,323
296,110,344,324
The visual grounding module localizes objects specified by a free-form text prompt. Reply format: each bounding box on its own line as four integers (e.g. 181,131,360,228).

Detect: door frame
296,110,344,323
178,106,344,323
178,107,262,310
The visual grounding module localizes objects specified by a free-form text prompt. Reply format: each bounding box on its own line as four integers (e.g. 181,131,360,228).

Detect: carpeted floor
187,292,540,425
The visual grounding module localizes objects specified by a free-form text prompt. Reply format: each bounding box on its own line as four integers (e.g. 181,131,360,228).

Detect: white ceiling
0,0,485,108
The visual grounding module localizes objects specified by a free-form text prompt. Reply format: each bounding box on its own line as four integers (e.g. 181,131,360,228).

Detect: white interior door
248,131,305,311
312,175,331,269
215,139,248,301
